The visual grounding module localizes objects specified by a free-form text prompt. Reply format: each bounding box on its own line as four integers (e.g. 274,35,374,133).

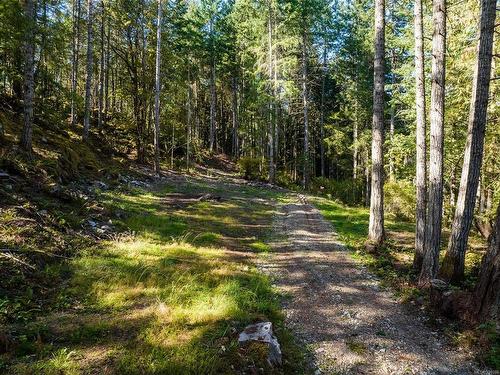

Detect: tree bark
353,119,358,180
470,202,500,322
268,4,275,183
231,75,239,158
209,18,216,152
97,0,105,129
187,72,192,169
320,38,327,178
420,0,446,285
70,0,81,127
367,0,385,247
82,0,94,140
103,14,110,126
153,0,162,175
20,0,36,153
413,0,427,272
389,50,396,181
441,0,496,283
301,25,309,189
21,0,36,153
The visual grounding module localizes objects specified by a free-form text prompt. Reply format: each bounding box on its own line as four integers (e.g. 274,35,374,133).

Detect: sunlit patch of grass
193,232,221,246
25,348,80,375
250,241,271,253
7,181,306,374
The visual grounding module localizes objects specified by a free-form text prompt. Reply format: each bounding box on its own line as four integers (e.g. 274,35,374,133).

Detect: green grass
3,179,306,374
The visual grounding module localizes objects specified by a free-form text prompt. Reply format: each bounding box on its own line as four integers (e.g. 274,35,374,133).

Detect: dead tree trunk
441,0,497,284
367,0,385,248
413,0,427,272
420,0,446,285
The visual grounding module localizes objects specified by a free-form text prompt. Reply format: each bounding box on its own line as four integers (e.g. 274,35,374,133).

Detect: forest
0,0,499,372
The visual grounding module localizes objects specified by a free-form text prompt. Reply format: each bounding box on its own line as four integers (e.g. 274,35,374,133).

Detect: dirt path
262,194,491,375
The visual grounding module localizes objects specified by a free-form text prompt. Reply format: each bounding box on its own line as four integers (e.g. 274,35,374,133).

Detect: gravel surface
260,194,493,375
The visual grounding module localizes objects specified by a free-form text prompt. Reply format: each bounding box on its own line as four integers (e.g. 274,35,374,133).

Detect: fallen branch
0,252,36,270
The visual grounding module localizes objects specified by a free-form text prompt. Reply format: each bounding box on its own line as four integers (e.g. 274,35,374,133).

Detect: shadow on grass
101,180,281,253
312,197,420,300
6,181,306,374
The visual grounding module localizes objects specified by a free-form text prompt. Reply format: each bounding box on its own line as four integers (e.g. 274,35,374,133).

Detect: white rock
238,322,282,366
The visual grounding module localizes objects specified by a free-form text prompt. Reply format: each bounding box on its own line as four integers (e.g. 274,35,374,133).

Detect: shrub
311,177,365,206
384,180,415,221
238,157,261,180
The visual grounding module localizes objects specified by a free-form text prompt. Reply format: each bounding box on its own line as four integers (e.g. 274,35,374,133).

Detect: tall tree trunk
187,71,192,169
389,50,396,181
97,0,105,129
367,0,385,248
274,43,279,171
420,0,446,285
231,75,238,157
153,0,162,175
470,202,500,322
209,18,216,152
301,25,309,189
268,5,275,184
413,0,427,272
20,0,36,153
70,0,81,127
103,14,110,126
441,0,496,283
365,149,370,207
82,0,94,140
353,119,358,180
320,38,327,178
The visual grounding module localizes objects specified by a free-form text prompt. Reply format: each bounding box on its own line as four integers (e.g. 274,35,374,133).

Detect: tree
470,202,500,322
267,0,276,183
20,0,36,153
440,0,497,283
97,0,105,129
301,19,309,189
420,0,446,285
320,36,327,177
413,0,427,271
153,0,162,175
82,0,94,140
367,0,385,248
70,0,81,127
209,13,216,152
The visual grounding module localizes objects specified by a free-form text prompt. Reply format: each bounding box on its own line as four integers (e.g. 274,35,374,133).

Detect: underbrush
310,177,365,206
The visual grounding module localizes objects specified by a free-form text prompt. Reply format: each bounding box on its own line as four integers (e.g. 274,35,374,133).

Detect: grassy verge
2,179,306,374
